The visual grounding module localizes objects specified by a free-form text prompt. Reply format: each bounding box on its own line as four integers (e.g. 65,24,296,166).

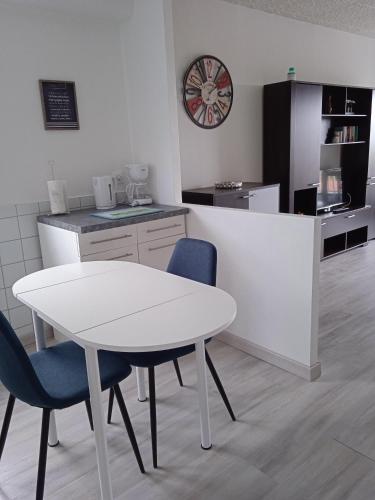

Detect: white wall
172,0,375,189
186,204,321,379
0,4,131,204
121,0,182,204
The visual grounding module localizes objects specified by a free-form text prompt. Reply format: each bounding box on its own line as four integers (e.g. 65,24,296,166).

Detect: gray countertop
38,204,189,234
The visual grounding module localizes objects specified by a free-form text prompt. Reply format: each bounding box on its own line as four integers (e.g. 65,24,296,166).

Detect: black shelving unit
263,80,375,258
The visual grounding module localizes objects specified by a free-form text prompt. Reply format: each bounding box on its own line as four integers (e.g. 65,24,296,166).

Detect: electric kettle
92,176,116,210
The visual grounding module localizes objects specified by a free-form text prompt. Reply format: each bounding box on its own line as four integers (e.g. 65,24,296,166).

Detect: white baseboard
218,331,321,382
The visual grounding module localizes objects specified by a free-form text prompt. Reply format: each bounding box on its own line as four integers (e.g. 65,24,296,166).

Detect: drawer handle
146,223,182,233
148,242,176,252
90,235,132,245
108,253,134,260
346,214,356,219
367,182,375,186
321,222,327,226
368,176,375,180
308,183,320,187
240,194,255,199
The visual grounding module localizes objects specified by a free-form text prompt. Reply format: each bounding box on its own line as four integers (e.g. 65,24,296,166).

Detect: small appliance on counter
92,175,116,210
125,164,153,207
48,180,69,215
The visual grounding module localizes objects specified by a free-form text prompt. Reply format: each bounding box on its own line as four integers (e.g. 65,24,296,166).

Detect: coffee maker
125,164,153,207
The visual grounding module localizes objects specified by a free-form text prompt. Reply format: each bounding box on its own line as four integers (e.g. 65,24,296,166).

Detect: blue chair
0,312,144,500
107,238,235,468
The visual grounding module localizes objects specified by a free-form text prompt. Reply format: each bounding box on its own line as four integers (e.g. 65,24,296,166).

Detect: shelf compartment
322,86,347,115
322,86,372,116
323,233,346,257
322,114,367,118
294,188,317,216
347,226,368,249
322,141,366,146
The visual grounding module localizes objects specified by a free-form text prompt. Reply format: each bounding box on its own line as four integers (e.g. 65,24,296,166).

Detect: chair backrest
0,311,49,407
167,238,217,286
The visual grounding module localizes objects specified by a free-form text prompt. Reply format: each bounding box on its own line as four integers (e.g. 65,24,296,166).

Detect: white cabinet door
248,186,279,214
138,234,185,270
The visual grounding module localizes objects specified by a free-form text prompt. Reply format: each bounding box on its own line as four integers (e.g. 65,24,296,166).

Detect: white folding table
13,261,236,500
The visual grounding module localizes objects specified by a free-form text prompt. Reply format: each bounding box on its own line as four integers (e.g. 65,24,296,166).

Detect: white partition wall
186,205,321,380
120,0,182,205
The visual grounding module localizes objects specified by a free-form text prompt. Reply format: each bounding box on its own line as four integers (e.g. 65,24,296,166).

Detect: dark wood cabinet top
264,80,375,91
182,182,279,197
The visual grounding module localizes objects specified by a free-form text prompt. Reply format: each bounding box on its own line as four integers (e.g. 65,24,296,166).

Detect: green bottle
287,67,296,81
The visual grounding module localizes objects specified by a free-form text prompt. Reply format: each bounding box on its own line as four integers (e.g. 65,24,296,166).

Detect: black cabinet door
214,191,249,209
290,84,322,199
366,90,375,239
366,184,375,240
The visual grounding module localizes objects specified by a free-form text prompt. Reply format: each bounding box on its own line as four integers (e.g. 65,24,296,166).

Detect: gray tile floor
2,241,375,499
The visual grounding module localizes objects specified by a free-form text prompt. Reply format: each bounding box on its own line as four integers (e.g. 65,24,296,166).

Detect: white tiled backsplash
0,195,95,341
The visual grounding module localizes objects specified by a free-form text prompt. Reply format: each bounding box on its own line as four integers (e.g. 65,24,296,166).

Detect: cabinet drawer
137,215,185,243
78,225,137,256
321,209,370,238
81,244,139,263
341,210,369,232
213,191,250,209
138,234,185,270
320,217,345,239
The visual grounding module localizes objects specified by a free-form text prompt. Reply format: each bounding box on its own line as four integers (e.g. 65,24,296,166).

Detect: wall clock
183,55,233,129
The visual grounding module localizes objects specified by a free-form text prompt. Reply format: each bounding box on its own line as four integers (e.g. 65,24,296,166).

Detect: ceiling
0,0,134,21
2,0,375,37
223,0,375,39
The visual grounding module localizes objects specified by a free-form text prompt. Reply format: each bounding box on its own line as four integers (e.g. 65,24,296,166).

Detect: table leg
85,346,113,500
136,367,147,402
32,310,47,352
32,311,59,447
195,340,212,449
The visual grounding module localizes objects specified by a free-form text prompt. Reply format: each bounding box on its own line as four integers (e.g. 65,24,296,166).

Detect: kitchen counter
38,204,189,234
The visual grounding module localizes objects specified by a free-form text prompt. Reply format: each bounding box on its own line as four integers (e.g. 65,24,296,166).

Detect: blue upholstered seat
166,237,217,286
106,238,236,470
119,238,216,368
0,311,131,410
120,344,196,368
0,310,144,499
30,342,132,409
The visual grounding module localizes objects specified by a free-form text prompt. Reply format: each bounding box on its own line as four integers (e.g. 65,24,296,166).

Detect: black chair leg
0,394,15,461
85,400,94,431
205,349,236,421
148,367,157,468
113,384,145,474
173,359,184,387
36,408,51,500
107,387,115,424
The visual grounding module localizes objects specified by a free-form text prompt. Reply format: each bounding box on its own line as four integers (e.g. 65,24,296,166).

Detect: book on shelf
329,126,359,144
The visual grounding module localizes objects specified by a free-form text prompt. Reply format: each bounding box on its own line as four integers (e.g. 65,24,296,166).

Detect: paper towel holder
47,180,69,215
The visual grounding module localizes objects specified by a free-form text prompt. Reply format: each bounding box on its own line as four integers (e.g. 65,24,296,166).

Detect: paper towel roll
47,180,69,214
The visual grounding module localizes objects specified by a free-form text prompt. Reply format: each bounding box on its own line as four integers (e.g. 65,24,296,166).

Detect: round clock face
183,55,233,129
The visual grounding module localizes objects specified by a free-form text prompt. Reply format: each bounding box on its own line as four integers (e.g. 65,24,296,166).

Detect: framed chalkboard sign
39,80,79,130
